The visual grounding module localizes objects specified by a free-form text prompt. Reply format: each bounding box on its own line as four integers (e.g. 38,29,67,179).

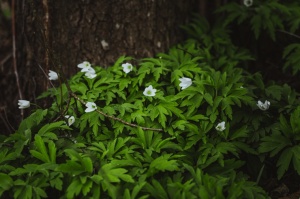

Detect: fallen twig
11,0,24,119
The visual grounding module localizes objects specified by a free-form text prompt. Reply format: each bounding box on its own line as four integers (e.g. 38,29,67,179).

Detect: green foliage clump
1,45,272,198
2,1,300,198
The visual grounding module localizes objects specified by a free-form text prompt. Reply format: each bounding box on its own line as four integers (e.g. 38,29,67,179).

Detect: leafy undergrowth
2,1,300,198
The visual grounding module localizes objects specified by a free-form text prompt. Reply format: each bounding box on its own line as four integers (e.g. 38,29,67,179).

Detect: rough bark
24,0,197,93
28,1,195,72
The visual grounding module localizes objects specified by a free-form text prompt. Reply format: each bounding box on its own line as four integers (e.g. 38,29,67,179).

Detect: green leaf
161,100,185,119
132,128,155,149
156,104,169,128
251,15,262,39
265,85,282,101
33,187,47,198
90,175,104,184
145,179,168,199
259,134,291,157
82,157,93,174
38,121,68,137
48,141,56,163
292,146,300,176
113,55,132,68
230,126,248,140
0,149,18,164
100,163,134,183
17,109,47,134
276,147,293,179
131,110,147,124
66,178,82,199
131,182,147,199
290,106,300,133
82,179,93,196
50,172,63,190
106,137,130,158
148,154,179,176
0,173,13,193
30,135,51,163
172,120,189,130
119,78,132,91
58,162,85,175
204,93,213,106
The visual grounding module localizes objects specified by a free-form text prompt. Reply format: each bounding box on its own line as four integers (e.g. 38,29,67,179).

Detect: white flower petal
179,77,192,90
87,67,95,73
244,0,253,7
257,100,270,111
85,102,97,112
65,115,75,126
85,71,97,79
18,100,30,109
77,61,91,69
48,70,58,80
216,121,226,132
122,63,133,74
143,85,157,96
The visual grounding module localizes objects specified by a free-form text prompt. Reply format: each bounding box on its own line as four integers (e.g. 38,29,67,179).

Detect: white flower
122,63,133,74
48,70,58,80
257,100,270,111
18,100,30,109
65,115,75,126
86,67,95,74
85,102,97,112
244,0,253,7
216,121,226,132
77,62,97,79
85,71,97,79
143,85,157,96
179,77,192,90
77,61,92,72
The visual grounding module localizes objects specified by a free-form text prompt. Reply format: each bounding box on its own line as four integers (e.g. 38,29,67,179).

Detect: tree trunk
25,0,196,90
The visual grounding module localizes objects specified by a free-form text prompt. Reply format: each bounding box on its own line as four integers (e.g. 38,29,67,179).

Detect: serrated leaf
290,106,300,133
30,135,50,163
259,134,291,157
0,173,13,191
38,121,69,137
33,187,47,198
58,161,84,175
145,179,168,199
66,178,82,199
251,15,262,39
0,149,17,164
82,157,93,174
131,110,147,124
90,175,103,184
100,163,134,183
82,179,93,196
50,172,63,190
148,154,179,176
276,147,293,179
172,120,189,130
119,78,132,90
48,141,56,163
292,146,300,175
17,109,47,134
204,93,213,106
